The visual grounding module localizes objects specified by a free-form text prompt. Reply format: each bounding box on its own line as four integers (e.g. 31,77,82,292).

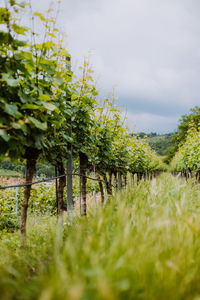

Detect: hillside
146,133,175,156
133,132,174,156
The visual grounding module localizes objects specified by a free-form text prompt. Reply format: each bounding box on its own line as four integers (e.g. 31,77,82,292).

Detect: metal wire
0,172,116,190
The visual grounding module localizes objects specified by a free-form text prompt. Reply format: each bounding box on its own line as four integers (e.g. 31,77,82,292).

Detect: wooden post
57,164,66,226
114,171,118,189
15,181,19,216
55,167,58,214
97,173,104,204
79,168,82,216
79,152,88,216
93,163,97,209
118,172,122,192
67,152,73,224
66,55,73,224
131,173,134,186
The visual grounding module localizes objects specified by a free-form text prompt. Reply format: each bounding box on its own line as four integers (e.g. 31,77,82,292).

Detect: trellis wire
0,170,118,223
0,172,116,190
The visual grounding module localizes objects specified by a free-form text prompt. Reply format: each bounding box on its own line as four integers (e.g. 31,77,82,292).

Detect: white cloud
31,0,200,132
125,111,178,134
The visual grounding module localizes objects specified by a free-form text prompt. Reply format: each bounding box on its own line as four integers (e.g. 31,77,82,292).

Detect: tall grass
0,174,200,300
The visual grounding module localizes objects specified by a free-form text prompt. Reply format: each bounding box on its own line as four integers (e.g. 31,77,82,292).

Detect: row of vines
0,1,165,245
171,124,200,181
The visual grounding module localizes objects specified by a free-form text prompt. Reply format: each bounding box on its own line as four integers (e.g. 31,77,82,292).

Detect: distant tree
175,106,200,144
165,106,200,163
149,132,157,137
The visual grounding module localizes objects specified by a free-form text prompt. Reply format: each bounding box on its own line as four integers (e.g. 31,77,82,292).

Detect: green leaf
14,51,32,61
18,92,32,103
38,94,51,101
47,32,56,38
4,104,22,118
12,24,29,35
21,104,40,110
42,102,57,111
0,8,10,24
43,41,54,49
16,1,26,8
2,74,19,87
28,117,47,131
9,0,16,6
34,12,46,22
14,39,27,47
12,121,28,134
0,129,10,142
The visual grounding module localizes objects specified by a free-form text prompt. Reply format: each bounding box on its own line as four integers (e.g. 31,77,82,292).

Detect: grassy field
0,168,22,178
0,174,200,300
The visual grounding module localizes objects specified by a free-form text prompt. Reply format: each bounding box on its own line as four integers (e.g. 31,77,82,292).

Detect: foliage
175,106,200,145
0,1,72,162
0,176,99,229
0,1,167,233
0,168,21,178
171,124,200,174
129,137,166,173
165,106,200,163
0,183,57,220
0,159,54,177
0,1,164,179
35,162,54,177
146,133,175,156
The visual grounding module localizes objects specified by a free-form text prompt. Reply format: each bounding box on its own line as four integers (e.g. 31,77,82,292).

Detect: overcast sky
31,0,200,133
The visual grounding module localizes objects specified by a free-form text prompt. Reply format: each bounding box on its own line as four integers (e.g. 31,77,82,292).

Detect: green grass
0,174,200,299
0,168,22,178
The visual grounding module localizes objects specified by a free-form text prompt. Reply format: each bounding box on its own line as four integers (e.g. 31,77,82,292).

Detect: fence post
94,163,97,209
79,169,82,216
66,114,73,223
15,181,19,216
118,172,122,192
67,154,73,224
66,55,73,224
55,167,58,214
104,176,107,204
131,173,134,186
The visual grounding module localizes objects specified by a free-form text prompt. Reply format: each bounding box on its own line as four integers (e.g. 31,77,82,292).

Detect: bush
0,215,20,231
